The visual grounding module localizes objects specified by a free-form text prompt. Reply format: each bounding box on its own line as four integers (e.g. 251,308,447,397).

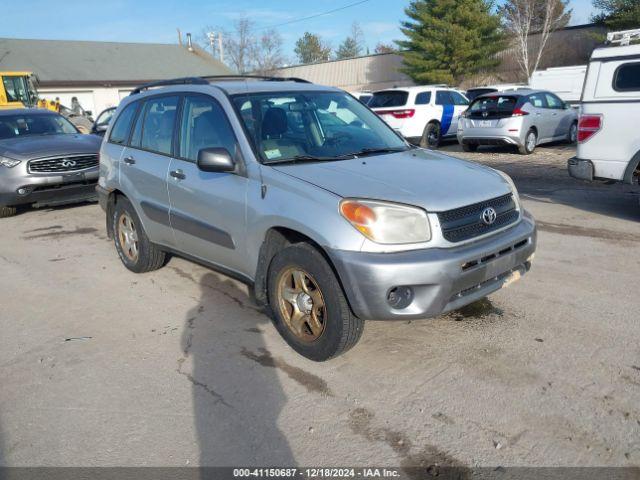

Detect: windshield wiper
345,147,409,157
264,154,355,165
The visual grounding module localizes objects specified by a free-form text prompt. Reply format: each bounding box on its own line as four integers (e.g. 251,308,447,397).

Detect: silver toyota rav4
97,77,537,361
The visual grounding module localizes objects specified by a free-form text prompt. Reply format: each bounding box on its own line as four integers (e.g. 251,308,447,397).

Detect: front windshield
0,113,78,140
232,91,408,163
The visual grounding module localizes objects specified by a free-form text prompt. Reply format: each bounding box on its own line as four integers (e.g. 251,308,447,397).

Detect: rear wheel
420,122,441,149
267,243,364,361
462,143,478,152
113,196,165,273
0,206,17,218
519,129,537,155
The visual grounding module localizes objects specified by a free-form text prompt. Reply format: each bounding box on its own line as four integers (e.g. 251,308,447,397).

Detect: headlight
340,199,431,244
496,170,520,209
0,157,21,168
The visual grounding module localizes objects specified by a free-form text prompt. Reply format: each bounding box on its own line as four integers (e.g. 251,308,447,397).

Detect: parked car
0,109,101,218
91,107,116,136
98,77,536,361
457,89,578,155
568,29,640,188
369,86,469,147
466,84,525,101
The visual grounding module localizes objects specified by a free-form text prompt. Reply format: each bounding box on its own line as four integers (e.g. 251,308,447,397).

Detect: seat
261,108,303,159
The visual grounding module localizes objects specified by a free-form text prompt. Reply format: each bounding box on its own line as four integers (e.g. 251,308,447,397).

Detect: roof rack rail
200,74,312,83
130,77,209,95
606,28,640,46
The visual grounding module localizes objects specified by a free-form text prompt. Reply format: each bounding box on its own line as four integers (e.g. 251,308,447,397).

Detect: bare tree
252,29,286,75
201,17,256,73
501,0,572,80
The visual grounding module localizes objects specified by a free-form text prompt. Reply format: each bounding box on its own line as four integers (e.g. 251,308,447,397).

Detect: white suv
568,29,640,187
369,86,469,147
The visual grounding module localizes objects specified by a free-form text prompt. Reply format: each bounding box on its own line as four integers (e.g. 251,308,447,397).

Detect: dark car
0,109,101,218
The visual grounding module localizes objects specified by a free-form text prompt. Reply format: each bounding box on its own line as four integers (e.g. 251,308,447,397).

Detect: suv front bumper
0,168,99,208
328,211,536,320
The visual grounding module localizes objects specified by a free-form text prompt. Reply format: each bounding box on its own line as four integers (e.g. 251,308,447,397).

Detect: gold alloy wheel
276,267,326,342
117,212,139,262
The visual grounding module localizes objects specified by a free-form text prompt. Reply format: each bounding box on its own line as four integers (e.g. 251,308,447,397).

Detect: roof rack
130,77,209,95
606,28,640,46
201,75,311,83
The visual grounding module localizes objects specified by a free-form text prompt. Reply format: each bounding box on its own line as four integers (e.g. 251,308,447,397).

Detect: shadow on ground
181,272,295,466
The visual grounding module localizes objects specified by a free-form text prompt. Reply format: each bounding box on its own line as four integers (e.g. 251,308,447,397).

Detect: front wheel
519,129,537,155
567,122,578,144
267,243,364,361
420,122,441,149
0,206,17,218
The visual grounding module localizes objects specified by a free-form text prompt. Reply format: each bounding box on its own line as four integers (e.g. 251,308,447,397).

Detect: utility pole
207,31,216,57
218,32,224,64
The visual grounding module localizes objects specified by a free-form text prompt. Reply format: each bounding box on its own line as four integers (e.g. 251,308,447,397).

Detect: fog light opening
387,286,414,310
17,187,31,196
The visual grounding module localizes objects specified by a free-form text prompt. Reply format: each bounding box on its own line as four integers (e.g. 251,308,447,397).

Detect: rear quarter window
369,91,408,108
109,102,138,145
415,92,432,105
613,62,640,91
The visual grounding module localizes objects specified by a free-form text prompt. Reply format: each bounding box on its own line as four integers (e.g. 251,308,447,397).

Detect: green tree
592,0,640,30
336,22,365,59
294,32,332,64
396,0,505,84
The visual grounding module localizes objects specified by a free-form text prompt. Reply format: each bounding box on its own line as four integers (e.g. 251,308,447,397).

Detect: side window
450,91,469,106
544,93,563,109
108,102,138,145
138,96,179,155
179,95,237,162
614,62,640,91
527,93,547,109
435,91,453,105
415,92,432,105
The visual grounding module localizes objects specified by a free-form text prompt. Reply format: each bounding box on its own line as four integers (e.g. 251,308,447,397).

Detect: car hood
271,149,512,212
0,134,102,161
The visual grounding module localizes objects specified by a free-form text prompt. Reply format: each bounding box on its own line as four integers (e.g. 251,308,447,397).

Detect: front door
167,94,249,275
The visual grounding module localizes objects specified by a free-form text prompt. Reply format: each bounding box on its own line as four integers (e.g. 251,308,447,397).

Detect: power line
250,0,374,32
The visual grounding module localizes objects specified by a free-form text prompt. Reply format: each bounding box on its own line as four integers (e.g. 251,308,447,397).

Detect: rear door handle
170,169,186,180
123,156,135,165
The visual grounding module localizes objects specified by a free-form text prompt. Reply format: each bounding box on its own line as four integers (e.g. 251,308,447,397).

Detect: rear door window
435,91,453,105
137,96,179,155
369,91,408,108
108,102,138,145
614,62,640,91
415,92,432,105
527,93,547,109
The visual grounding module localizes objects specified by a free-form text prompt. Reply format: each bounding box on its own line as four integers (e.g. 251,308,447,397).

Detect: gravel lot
0,143,639,472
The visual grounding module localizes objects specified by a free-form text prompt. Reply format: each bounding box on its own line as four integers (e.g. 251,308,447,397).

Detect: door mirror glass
197,148,235,172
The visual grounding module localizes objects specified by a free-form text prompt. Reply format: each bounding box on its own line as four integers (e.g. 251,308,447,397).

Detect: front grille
29,155,98,173
438,193,519,243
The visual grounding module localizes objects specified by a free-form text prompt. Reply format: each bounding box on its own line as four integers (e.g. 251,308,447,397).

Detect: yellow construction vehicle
0,71,59,111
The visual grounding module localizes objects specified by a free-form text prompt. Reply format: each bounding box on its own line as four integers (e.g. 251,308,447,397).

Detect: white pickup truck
568,29,640,187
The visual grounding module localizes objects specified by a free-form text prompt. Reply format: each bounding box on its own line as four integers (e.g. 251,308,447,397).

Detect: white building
0,37,232,116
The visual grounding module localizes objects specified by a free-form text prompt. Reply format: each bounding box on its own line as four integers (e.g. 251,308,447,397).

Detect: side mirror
95,123,109,133
197,147,235,173
86,110,93,116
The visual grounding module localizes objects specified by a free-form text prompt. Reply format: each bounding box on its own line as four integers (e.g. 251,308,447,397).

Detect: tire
566,121,578,144
519,129,537,155
462,143,478,152
267,243,364,361
112,196,165,273
0,206,17,218
420,122,441,149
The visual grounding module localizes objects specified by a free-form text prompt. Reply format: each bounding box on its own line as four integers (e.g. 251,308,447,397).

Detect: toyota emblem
61,159,77,168
481,207,497,225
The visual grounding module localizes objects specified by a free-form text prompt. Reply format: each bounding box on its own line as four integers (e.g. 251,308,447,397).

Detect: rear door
526,93,550,140
167,93,249,274
120,94,179,247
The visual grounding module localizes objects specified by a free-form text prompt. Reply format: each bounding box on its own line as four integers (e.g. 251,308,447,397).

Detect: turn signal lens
340,199,431,244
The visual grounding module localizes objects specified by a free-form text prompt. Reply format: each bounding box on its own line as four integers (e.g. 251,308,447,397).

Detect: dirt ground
0,143,639,472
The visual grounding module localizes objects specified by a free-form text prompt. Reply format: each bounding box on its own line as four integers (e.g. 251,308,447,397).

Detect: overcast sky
6,0,597,60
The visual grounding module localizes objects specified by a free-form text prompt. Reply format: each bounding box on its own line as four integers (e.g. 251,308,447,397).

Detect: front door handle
123,156,135,165
170,169,186,180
